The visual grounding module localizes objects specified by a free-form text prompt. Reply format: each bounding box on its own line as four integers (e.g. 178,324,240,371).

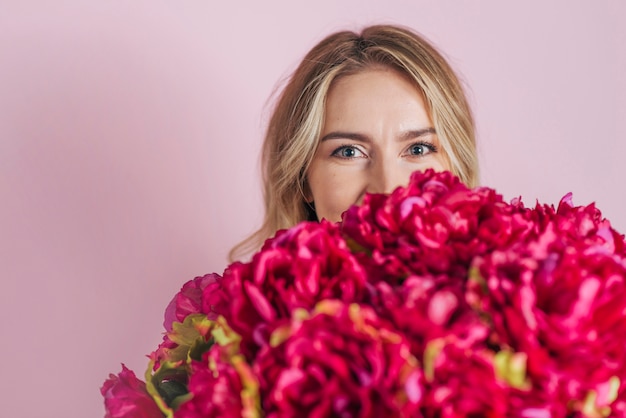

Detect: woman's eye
332,146,365,159
407,142,436,157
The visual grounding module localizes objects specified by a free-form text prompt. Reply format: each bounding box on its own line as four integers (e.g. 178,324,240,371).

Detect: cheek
308,167,363,221
433,158,451,172
414,154,451,176
435,148,453,172
313,178,353,213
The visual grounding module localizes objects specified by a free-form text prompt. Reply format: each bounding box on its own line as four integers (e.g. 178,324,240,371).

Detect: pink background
1,1,624,417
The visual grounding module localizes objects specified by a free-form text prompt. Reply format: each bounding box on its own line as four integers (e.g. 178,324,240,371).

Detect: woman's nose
367,159,406,195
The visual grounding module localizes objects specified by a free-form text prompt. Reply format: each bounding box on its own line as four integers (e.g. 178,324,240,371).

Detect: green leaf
344,237,371,255
269,324,292,348
165,314,215,363
156,380,188,406
188,336,214,362
493,349,529,390
211,316,243,352
423,339,444,382
144,360,177,418
580,377,620,418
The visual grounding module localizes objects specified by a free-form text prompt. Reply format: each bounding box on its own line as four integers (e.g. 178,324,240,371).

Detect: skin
306,67,451,222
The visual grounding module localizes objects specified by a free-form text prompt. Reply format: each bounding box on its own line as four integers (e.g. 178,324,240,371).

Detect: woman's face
306,68,451,222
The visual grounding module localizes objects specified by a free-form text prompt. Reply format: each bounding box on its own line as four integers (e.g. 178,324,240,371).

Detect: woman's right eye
331,145,365,159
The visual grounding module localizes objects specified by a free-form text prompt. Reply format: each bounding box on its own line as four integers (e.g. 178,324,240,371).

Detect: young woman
230,24,478,261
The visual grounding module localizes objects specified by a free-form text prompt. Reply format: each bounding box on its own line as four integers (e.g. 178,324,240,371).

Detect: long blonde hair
230,24,478,261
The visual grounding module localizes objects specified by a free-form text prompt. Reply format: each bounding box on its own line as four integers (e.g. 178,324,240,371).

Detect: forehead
329,66,422,97
322,68,431,128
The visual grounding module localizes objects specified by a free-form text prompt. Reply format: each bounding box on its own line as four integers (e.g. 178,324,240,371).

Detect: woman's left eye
406,142,436,156
331,145,366,159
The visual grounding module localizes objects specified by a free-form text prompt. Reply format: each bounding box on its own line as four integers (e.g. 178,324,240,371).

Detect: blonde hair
230,24,478,261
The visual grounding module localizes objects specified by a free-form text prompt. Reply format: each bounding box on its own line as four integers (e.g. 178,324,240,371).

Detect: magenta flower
529,193,624,254
175,343,260,418
153,274,226,368
254,300,423,417
342,169,533,283
420,338,511,417
218,221,368,354
163,273,225,331
470,222,626,411
103,170,626,417
101,364,163,418
367,275,489,358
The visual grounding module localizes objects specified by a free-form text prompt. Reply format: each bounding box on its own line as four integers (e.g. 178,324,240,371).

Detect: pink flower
367,275,489,358
420,338,511,417
174,343,259,418
154,274,226,368
164,273,225,332
608,379,626,417
254,300,423,417
101,364,163,418
529,194,624,255
470,221,626,410
218,221,368,355
103,170,626,416
342,169,533,284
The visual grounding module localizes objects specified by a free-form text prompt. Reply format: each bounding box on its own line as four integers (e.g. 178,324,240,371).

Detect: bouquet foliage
102,170,626,417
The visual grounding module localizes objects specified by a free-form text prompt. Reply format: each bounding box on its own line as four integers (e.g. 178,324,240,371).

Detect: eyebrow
320,127,436,143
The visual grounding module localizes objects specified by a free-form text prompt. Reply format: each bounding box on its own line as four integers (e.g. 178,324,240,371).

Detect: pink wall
1,1,624,417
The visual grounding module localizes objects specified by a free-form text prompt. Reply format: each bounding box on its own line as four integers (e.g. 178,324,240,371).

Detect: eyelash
330,144,366,159
330,141,438,159
406,141,438,156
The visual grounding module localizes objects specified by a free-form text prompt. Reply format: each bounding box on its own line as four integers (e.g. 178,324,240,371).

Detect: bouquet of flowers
102,170,626,417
